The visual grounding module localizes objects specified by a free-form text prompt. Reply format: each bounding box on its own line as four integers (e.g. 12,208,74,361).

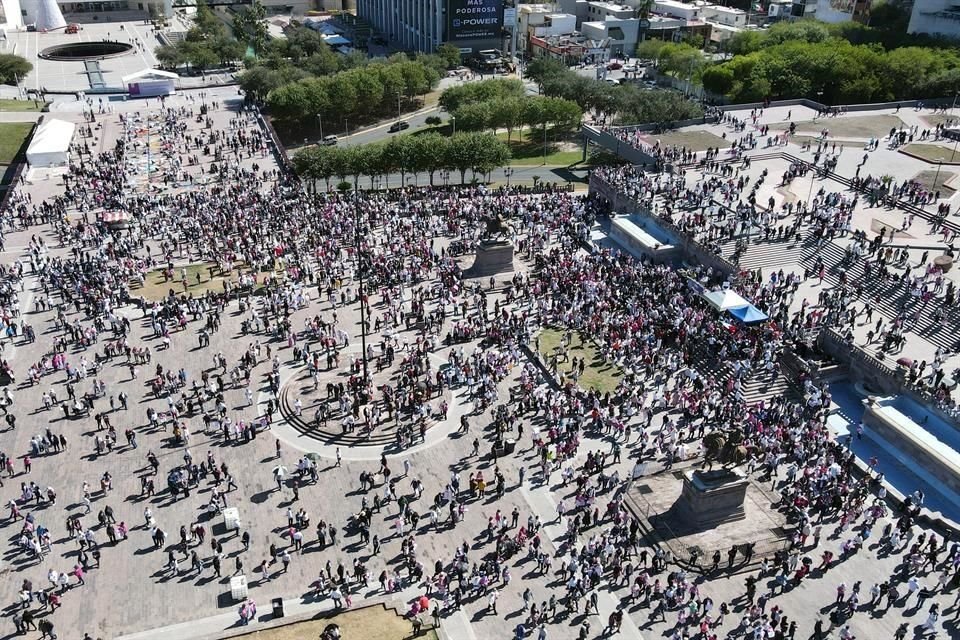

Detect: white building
908,0,960,38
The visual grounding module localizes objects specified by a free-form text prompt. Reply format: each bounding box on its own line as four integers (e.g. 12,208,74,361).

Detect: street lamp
504,167,514,186
316,113,323,140
451,116,456,136
952,90,959,117
543,125,548,165
813,90,824,121
344,117,349,136
934,158,945,191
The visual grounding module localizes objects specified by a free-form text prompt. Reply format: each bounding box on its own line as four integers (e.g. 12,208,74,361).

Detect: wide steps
278,373,439,447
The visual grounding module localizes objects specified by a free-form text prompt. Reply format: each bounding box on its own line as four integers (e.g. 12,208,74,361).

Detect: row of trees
292,132,510,188
526,57,703,125
702,20,960,103
264,57,441,124
438,78,582,140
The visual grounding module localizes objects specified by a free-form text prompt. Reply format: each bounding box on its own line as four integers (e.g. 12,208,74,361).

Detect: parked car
606,61,622,70
322,135,338,146
388,121,410,133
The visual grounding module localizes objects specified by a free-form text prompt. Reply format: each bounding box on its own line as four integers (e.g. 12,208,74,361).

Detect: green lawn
0,123,34,165
0,98,44,112
131,262,276,301
538,327,622,394
901,143,960,165
496,130,582,166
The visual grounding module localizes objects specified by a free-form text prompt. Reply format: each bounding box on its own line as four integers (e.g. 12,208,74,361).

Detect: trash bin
272,597,285,619
505,439,516,454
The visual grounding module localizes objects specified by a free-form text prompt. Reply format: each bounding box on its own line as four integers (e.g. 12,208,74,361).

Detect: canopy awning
702,288,749,311
728,304,768,324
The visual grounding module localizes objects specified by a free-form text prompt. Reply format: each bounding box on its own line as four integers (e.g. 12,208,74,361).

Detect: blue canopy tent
728,304,768,324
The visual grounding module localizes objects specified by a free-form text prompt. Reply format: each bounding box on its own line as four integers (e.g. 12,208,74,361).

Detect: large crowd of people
0,92,955,640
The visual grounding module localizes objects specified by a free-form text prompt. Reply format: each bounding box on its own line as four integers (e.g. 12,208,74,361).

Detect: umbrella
418,595,430,610
896,357,913,367
305,452,322,462
272,465,288,476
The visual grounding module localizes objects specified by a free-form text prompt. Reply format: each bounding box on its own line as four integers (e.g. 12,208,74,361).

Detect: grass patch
496,130,582,166
131,262,274,301
0,98,44,112
922,114,959,128
538,327,622,394
633,129,730,152
230,604,435,640
911,169,956,195
772,114,904,139
0,123,34,165
901,143,960,165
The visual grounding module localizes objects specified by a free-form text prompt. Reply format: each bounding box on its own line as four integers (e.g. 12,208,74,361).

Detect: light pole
344,117,349,136
504,167,514,186
451,116,456,136
316,113,323,141
952,90,959,117
543,124,548,165
813,90,824,122
934,158,944,191
397,93,402,123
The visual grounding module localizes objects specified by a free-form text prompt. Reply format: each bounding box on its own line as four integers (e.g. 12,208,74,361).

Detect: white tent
702,288,749,311
123,69,178,98
26,119,75,168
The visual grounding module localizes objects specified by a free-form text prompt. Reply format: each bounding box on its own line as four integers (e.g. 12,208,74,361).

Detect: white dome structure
25,0,66,31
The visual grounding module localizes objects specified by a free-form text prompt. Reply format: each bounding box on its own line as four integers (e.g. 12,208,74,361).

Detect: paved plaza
0,91,957,640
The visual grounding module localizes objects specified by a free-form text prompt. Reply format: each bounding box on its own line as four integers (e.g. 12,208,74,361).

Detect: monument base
675,468,749,529
462,240,514,279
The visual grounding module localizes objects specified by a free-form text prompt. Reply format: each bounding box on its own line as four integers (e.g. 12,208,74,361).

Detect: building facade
908,0,960,38
357,0,505,53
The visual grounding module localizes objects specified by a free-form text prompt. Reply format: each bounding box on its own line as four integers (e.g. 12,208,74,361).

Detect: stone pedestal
675,469,749,529
462,240,514,279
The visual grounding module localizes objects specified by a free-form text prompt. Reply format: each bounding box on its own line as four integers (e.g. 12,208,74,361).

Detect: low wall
863,400,960,495
589,174,739,275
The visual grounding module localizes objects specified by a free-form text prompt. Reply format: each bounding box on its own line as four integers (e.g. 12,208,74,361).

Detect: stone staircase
798,239,960,352
277,371,441,448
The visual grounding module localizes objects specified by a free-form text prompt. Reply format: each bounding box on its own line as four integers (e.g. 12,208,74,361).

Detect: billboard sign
448,0,503,41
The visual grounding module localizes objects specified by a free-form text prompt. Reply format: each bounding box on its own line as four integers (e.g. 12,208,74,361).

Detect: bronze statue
702,429,748,470
481,213,513,241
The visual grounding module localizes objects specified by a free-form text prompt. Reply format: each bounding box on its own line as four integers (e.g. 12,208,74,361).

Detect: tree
239,65,284,101
412,133,449,185
452,101,494,132
490,97,524,142
154,45,182,70
212,37,245,66
725,30,766,56
0,54,32,85
701,65,735,96
233,0,269,54
383,136,414,186
436,43,462,70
